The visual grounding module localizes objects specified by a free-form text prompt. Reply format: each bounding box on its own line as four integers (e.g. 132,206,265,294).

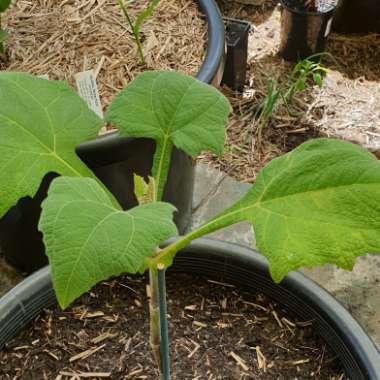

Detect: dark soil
1,273,346,379
283,0,336,13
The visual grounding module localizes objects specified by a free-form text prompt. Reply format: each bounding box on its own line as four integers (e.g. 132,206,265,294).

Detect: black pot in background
279,0,336,61
0,143,194,273
333,0,380,34
0,0,226,274
0,238,379,379
221,17,251,91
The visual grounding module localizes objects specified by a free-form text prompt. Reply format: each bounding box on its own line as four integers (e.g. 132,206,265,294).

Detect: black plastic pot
0,238,379,378
333,0,380,34
221,18,251,91
0,0,226,274
279,0,336,61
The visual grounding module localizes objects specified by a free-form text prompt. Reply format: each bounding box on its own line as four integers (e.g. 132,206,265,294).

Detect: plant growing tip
1,70,380,378
117,0,161,65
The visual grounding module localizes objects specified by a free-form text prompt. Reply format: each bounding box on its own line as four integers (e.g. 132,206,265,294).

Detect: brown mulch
0,273,347,379
0,0,206,110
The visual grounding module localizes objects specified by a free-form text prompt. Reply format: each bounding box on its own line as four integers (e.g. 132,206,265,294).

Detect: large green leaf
0,0,11,13
39,176,178,309
106,71,231,199
0,72,103,218
158,139,380,281
106,71,230,158
214,139,380,281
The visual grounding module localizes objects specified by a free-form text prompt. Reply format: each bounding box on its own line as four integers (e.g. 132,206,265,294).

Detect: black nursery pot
221,18,251,91
0,238,379,379
333,0,380,34
279,0,336,61
0,0,226,274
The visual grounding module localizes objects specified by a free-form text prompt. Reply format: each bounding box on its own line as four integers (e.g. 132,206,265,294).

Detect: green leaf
313,73,323,87
39,176,178,309
0,72,103,218
0,0,11,13
189,139,380,282
106,71,231,198
106,71,231,156
134,174,156,204
296,78,306,91
135,0,161,35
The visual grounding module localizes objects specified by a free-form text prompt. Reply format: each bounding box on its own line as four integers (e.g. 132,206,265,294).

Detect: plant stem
150,208,243,269
149,267,163,375
117,0,145,65
152,139,173,202
157,264,170,380
0,17,4,58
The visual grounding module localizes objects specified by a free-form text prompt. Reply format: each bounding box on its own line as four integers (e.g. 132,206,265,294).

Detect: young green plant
1,71,380,379
117,0,161,65
0,0,11,57
254,54,329,141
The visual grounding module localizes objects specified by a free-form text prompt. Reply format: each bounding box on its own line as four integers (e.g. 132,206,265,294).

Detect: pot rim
280,0,337,17
76,0,225,161
1,238,379,378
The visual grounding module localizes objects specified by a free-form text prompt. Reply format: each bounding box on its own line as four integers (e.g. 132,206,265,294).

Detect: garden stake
158,264,171,380
149,268,162,373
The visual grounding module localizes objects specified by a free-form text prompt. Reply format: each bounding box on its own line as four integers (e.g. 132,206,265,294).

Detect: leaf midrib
203,181,380,233
61,206,126,305
0,113,85,178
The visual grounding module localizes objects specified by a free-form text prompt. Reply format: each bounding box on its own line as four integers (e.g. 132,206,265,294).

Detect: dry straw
1,0,206,109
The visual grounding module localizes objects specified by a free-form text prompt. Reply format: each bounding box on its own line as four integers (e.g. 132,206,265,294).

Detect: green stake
157,264,170,380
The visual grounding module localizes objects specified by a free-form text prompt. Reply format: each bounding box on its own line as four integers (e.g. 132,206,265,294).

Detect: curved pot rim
1,238,379,378
76,0,225,160
280,0,337,17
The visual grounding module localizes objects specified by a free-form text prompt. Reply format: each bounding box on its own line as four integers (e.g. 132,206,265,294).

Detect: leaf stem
152,138,173,202
150,207,246,268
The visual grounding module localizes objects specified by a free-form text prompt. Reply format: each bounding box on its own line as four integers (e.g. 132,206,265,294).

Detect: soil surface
1,273,346,379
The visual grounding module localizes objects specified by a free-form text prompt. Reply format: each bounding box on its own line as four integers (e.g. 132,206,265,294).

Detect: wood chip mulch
0,273,347,379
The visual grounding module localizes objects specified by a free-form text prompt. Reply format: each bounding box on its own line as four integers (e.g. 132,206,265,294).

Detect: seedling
0,0,11,57
1,71,380,379
117,0,161,65
254,54,330,141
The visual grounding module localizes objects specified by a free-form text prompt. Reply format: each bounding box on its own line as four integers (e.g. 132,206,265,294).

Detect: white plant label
325,18,333,37
75,70,104,119
38,74,49,80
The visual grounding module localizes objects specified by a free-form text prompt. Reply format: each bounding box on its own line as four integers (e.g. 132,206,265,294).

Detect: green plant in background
0,0,11,57
254,54,329,141
117,0,161,65
1,71,380,379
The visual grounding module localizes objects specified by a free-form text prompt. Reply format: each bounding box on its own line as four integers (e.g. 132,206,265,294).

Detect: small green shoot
117,0,161,65
254,54,329,141
0,0,11,57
